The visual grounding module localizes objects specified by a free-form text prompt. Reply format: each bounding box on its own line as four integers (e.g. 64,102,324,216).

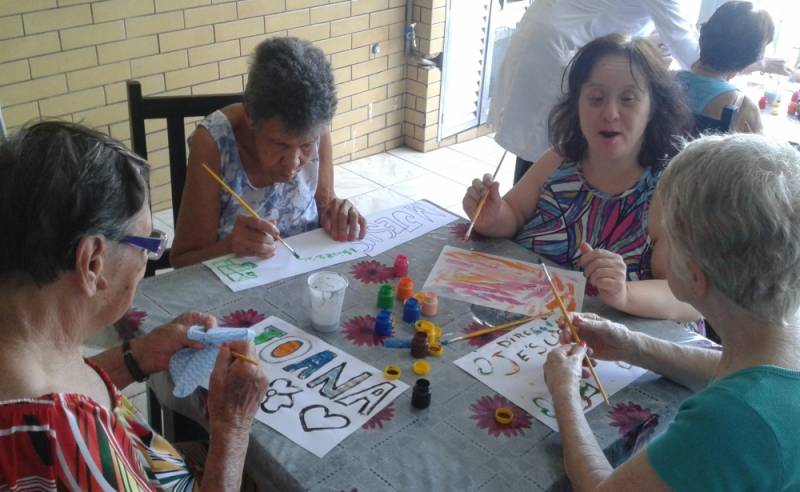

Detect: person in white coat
490,0,699,182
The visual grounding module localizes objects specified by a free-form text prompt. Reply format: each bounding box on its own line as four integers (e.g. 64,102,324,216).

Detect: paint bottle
394,254,409,277
421,291,438,316
377,284,394,309
396,277,414,302
411,378,431,409
374,309,393,337
403,298,421,324
410,331,429,358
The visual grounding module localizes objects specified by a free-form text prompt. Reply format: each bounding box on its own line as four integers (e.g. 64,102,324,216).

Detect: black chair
126,80,242,277
126,80,242,440
692,105,737,135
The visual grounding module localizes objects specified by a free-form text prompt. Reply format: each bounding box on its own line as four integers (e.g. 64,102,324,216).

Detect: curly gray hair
244,37,337,134
659,133,800,325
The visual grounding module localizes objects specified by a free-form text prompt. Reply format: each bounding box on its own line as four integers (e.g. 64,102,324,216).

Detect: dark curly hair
699,1,774,73
548,33,691,168
0,121,150,285
244,37,337,134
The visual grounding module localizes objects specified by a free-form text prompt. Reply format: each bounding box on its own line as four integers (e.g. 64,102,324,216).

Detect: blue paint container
374,309,394,337
403,297,421,323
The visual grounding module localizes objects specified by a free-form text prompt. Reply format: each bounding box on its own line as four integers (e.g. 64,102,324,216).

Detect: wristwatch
122,339,149,382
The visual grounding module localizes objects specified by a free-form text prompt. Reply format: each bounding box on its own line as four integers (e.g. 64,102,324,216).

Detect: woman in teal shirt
544,133,800,491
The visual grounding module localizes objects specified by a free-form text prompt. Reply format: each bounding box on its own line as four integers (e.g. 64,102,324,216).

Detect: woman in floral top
0,121,268,490
171,37,367,268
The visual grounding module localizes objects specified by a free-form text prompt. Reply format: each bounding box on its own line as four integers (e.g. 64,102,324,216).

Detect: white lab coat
491,0,700,162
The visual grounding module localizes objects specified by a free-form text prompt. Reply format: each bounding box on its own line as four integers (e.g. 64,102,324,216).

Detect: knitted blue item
169,326,255,397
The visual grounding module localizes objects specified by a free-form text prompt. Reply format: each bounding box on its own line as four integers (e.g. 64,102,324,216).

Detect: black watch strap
122,339,148,382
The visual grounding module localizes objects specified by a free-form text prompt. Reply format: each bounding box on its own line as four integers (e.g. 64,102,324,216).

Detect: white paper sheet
248,316,409,457
356,200,458,256
205,200,457,291
422,246,586,316
203,229,366,292
453,317,646,431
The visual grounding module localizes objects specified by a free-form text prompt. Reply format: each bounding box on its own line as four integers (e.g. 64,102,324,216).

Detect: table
736,73,800,145
129,222,703,491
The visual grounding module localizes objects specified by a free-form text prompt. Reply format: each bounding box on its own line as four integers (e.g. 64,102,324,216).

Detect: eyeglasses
120,229,167,260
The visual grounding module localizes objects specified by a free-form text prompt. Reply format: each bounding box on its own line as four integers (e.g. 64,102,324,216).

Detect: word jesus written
251,317,408,457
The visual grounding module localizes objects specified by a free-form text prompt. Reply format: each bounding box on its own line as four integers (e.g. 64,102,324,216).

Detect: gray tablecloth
128,221,700,491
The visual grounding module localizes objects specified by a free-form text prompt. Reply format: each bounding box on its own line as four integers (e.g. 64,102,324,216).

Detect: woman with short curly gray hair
543,133,800,490
172,37,366,267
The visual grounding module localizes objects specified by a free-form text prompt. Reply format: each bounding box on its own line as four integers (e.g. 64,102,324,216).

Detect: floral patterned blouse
194,110,321,240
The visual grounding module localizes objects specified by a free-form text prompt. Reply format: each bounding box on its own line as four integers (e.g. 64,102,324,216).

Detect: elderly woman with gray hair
171,37,366,267
0,121,268,489
543,133,800,491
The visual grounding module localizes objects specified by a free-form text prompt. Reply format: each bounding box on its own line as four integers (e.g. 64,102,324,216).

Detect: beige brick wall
0,0,474,212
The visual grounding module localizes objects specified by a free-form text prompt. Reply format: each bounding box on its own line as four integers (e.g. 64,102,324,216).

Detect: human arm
645,0,699,70
170,128,280,267
544,343,672,491
742,57,793,76
462,148,562,238
315,131,367,241
201,341,269,491
733,96,763,133
89,311,213,390
579,193,700,322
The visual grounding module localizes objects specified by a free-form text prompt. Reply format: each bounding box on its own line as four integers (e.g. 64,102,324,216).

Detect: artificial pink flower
608,402,659,447
114,309,146,341
343,315,388,347
362,403,395,430
350,260,394,284
464,322,507,348
470,394,532,438
450,222,487,241
220,309,266,327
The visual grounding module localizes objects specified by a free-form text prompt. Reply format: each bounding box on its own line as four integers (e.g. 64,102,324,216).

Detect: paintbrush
442,315,541,344
539,260,609,405
201,163,301,259
231,351,259,366
465,150,508,240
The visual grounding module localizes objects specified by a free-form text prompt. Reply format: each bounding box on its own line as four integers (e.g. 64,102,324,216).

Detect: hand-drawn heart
299,404,351,432
260,378,302,414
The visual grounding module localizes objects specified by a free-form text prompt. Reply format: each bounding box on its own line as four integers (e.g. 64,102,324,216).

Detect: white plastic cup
307,271,349,332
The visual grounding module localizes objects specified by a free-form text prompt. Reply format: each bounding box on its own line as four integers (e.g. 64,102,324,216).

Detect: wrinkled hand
544,342,588,400
228,214,280,259
320,197,367,241
558,312,632,362
132,311,214,375
578,243,629,310
207,341,269,433
462,173,502,229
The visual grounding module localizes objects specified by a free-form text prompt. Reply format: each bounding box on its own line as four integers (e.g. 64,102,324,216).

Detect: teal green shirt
648,366,800,491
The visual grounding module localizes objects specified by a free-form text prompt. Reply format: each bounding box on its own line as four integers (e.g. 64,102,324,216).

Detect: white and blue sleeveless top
193,110,320,239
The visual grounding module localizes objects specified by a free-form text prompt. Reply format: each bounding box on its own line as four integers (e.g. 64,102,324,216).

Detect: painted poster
205,200,457,291
453,317,647,431
355,200,458,256
422,246,586,316
249,316,409,457
204,229,366,292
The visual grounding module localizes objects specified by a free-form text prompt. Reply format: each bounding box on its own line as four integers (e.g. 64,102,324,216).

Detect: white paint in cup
307,271,349,332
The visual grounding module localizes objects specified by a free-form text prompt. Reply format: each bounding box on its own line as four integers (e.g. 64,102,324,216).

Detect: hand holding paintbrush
201,163,301,259
539,260,610,405
464,151,507,240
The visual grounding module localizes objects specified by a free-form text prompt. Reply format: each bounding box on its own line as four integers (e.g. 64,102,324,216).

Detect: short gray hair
244,37,337,134
659,133,800,325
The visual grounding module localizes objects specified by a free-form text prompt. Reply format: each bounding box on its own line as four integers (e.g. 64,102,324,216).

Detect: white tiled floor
140,135,509,411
